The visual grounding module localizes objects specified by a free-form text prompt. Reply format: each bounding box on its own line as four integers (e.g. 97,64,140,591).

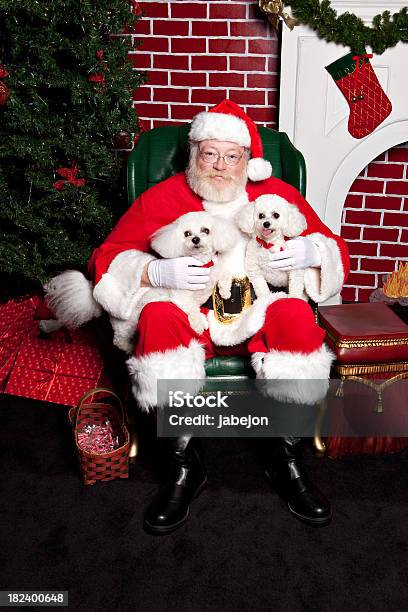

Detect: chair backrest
127,124,306,204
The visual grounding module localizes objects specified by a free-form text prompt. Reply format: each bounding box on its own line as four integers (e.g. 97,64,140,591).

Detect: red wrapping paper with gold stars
5,336,111,406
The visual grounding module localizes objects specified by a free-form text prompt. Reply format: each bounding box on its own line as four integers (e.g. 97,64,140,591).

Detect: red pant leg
133,302,217,358
134,299,325,359
247,298,326,355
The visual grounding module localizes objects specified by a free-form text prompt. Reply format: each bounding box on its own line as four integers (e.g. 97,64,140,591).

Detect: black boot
144,436,207,535
264,437,332,526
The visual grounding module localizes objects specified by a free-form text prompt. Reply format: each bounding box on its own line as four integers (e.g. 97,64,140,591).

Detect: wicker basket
68,388,130,485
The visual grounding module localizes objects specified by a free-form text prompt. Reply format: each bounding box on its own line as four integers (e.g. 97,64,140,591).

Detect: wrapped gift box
0,336,23,391
0,294,42,339
318,302,408,458
5,336,111,406
0,294,43,388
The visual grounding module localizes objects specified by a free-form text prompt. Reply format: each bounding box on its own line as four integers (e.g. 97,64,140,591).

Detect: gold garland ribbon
258,1,298,30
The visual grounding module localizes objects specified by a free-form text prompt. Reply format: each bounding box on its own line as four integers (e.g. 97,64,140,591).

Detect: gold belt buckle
212,276,252,324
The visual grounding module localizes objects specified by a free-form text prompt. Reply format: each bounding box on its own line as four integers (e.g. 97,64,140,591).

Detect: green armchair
127,124,307,387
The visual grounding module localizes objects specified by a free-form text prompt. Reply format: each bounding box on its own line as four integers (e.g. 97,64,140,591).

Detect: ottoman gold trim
336,361,408,376
324,327,408,349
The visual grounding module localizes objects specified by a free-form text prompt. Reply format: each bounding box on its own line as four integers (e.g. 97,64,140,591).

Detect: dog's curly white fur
111,211,238,352
237,194,308,300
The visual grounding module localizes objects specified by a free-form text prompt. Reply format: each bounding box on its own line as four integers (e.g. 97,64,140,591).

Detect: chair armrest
127,131,150,205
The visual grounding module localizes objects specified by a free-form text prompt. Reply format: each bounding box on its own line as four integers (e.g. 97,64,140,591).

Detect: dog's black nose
263,221,270,228
192,236,200,245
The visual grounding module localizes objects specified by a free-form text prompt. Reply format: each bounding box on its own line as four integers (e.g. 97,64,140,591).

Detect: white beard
186,159,247,203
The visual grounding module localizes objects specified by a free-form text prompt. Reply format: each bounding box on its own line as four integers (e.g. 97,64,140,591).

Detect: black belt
203,281,288,315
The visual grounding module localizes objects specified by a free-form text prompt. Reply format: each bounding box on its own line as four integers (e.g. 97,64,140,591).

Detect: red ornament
0,82,9,106
53,161,86,190
0,64,10,106
88,73,105,85
88,51,107,90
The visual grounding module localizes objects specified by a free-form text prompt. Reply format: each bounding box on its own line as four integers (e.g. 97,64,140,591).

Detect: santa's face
186,139,248,203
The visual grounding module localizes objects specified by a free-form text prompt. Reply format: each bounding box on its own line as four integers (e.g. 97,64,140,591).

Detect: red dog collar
256,236,284,251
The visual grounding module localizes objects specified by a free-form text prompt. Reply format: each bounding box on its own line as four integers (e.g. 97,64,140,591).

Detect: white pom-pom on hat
247,157,273,182
189,99,272,182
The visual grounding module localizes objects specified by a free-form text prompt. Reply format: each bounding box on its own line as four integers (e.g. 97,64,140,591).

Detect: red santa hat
189,99,272,182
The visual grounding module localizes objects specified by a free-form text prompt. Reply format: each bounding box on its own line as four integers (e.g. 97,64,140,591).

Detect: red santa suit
88,171,350,411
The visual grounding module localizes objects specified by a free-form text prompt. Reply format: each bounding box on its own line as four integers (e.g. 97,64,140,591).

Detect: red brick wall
341,145,408,302
130,0,279,129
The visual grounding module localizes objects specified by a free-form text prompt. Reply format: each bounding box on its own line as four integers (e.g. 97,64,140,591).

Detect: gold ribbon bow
258,1,298,30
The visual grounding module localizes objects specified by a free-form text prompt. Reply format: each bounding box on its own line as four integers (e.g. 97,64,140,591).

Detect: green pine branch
286,1,408,54
0,0,146,292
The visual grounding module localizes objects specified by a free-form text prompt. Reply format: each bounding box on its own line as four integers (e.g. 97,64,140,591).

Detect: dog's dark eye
184,231,192,237
201,227,210,235
258,213,266,219
273,213,280,219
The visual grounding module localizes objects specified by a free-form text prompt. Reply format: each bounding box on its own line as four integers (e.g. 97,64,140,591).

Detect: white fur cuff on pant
126,340,206,411
251,344,334,404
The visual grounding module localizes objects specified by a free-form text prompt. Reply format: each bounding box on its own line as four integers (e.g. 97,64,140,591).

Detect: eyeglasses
198,148,244,166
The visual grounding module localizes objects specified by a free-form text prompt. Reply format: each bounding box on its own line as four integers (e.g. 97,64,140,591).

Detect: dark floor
1,393,407,612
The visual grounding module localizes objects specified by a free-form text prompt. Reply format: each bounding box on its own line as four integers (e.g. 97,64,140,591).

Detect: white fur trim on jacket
93,249,155,320
126,340,206,411
189,111,251,147
207,292,288,346
44,270,102,328
251,344,334,404
303,233,344,303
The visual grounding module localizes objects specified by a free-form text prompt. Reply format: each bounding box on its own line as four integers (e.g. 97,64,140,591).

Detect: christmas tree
0,0,145,295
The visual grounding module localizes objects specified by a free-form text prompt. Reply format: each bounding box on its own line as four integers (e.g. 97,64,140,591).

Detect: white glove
267,237,321,271
147,257,211,290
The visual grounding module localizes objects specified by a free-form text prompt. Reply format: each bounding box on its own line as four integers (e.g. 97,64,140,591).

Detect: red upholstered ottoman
318,302,408,458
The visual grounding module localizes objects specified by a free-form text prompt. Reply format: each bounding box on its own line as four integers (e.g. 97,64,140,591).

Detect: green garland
286,0,408,54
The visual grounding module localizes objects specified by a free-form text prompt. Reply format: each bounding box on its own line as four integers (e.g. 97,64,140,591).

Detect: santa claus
48,100,349,534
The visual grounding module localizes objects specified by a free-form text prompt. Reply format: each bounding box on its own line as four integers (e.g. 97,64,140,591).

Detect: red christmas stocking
325,52,392,139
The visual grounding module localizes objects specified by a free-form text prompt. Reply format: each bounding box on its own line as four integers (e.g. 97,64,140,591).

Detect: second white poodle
237,194,308,300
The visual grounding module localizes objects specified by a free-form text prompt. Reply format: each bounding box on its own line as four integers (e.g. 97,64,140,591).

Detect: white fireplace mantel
279,1,408,302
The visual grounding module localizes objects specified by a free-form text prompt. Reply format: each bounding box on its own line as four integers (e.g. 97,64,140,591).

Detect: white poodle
111,212,239,352
42,212,237,353
107,211,237,352
237,194,308,300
